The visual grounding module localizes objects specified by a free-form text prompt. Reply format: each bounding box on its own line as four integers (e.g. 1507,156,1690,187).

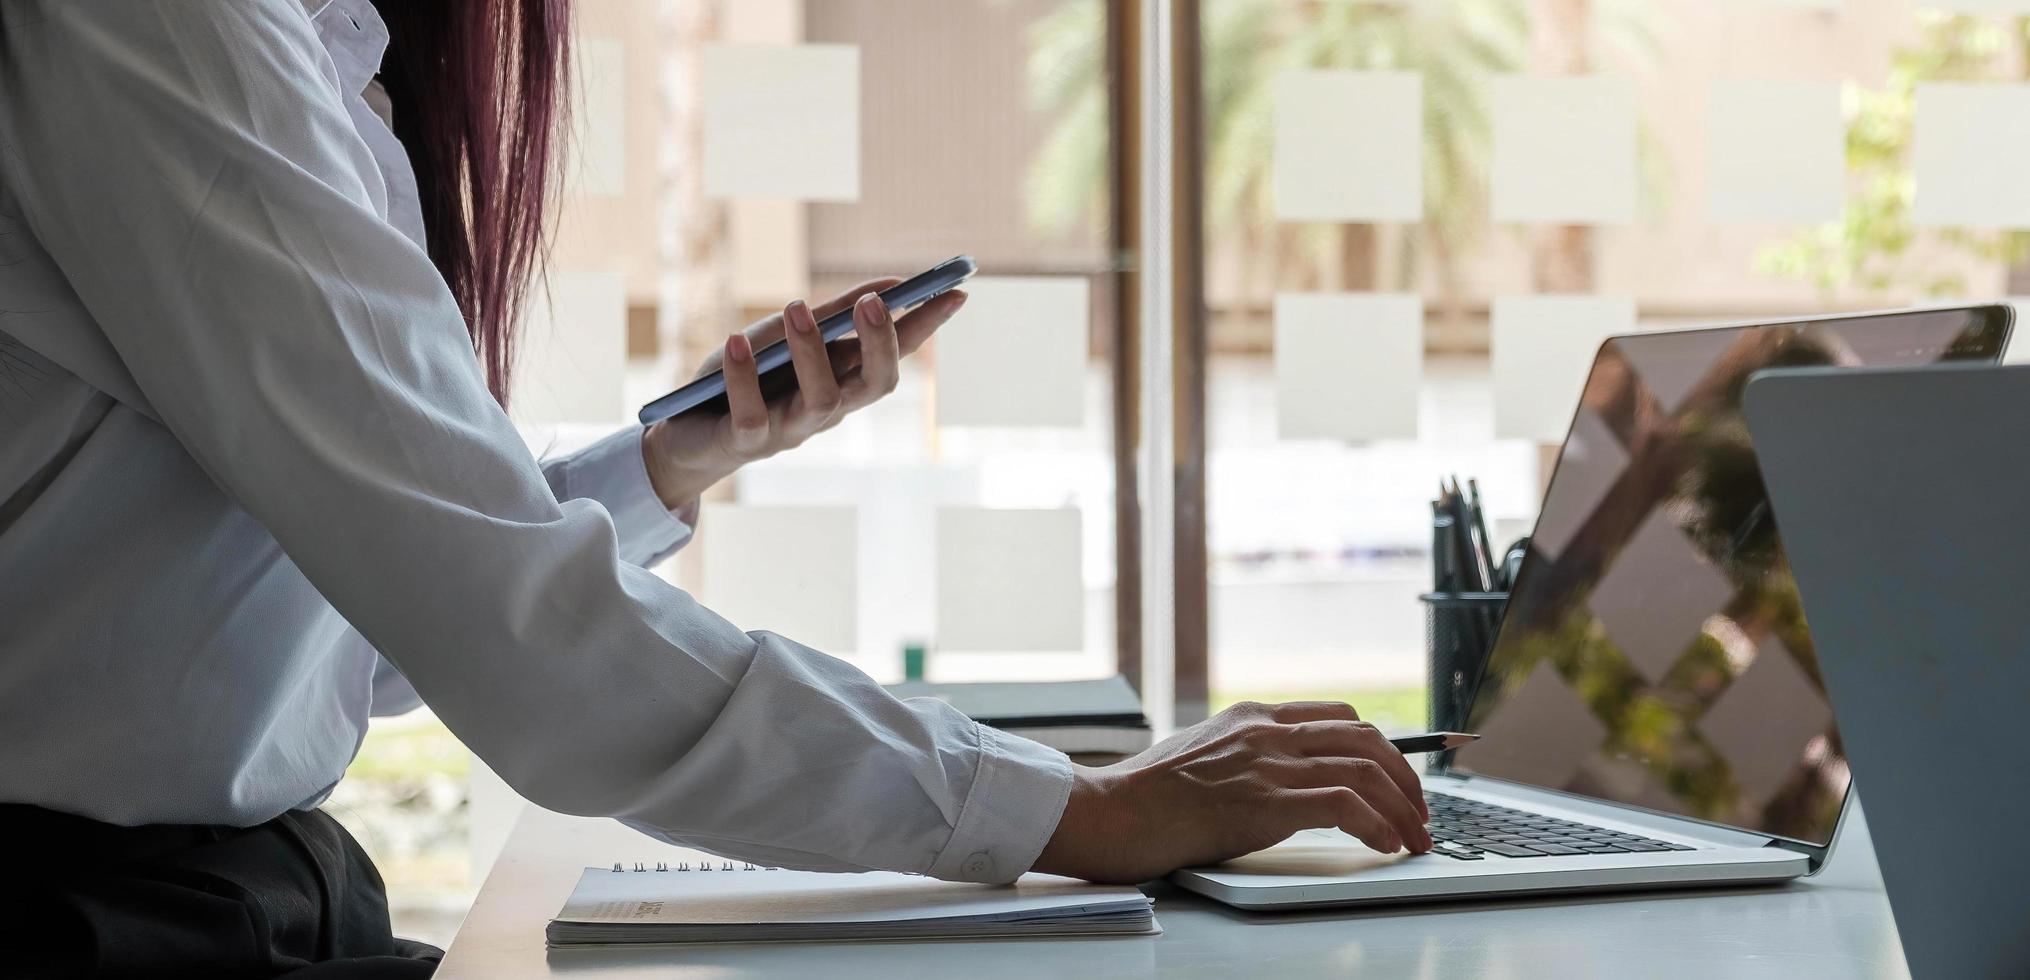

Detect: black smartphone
637,255,979,425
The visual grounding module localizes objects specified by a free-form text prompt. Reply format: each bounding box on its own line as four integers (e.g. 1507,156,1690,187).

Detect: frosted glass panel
1707,79,1844,224
1492,295,1636,442
936,277,1090,428
1913,83,2030,229
1273,70,1422,223
936,508,1084,653
512,269,627,426
1491,76,1637,225
1922,0,2030,10
1274,293,1422,442
702,505,859,653
704,45,861,201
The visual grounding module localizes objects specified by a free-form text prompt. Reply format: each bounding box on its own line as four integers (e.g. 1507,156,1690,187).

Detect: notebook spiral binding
610,860,774,872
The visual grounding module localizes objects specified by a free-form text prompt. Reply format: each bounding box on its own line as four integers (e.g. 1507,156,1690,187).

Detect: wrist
640,422,730,511
1031,766,1134,882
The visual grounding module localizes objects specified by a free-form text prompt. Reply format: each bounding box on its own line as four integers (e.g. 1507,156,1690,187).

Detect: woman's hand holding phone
639,278,968,510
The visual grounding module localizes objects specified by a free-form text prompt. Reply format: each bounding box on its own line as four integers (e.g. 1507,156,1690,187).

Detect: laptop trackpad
1218,834,1411,877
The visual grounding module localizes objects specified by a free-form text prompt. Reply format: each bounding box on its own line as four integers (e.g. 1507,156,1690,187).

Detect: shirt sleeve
538,426,695,569
371,426,696,716
0,0,1072,883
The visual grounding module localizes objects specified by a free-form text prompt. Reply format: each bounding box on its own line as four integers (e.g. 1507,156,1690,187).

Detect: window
338,0,2030,944
1184,2,2030,731
340,0,1131,945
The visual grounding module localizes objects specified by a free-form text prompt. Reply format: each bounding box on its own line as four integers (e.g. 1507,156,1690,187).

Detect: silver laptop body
1746,363,2030,979
1172,306,2013,911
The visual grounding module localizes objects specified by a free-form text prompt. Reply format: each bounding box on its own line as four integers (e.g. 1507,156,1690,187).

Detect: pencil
1388,732,1482,755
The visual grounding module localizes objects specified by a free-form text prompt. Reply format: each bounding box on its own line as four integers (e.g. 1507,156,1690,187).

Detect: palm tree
1024,0,1531,333
1023,0,1662,334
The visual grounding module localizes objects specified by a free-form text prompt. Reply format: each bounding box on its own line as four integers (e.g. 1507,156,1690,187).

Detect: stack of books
884,676,1154,762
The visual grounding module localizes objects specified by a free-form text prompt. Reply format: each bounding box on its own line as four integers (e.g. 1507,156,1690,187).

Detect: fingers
826,337,864,377
781,300,843,432
1274,757,1430,853
1268,701,1360,724
1291,787,1403,855
732,308,790,358
719,333,770,457
738,275,922,362
812,277,901,322
894,290,967,355
844,293,900,403
1286,720,1428,822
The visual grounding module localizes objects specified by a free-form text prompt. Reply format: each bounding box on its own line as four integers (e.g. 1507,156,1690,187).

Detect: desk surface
439,804,1908,980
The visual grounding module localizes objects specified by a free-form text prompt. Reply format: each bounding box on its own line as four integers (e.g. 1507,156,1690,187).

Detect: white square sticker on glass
568,37,626,198
1707,79,1844,224
1491,75,1637,225
1913,83,2030,229
704,45,860,201
511,269,627,426
1916,0,2029,9
1274,293,1422,442
1492,295,1636,442
936,508,1083,653
936,277,1089,428
1273,70,1423,222
701,505,858,653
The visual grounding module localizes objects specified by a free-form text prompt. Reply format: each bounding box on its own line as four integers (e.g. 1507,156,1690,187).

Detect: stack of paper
547,865,1158,947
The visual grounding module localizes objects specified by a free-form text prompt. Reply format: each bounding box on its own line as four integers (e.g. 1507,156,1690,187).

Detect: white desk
440,804,1908,979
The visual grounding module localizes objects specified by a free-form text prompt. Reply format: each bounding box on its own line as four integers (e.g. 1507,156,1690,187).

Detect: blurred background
327,0,2030,944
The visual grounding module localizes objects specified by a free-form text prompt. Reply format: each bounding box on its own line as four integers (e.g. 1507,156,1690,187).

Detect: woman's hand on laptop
641,278,968,509
1032,700,1433,884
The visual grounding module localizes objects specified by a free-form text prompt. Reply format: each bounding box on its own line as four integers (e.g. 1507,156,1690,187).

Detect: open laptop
1172,305,2013,910
1746,362,2030,979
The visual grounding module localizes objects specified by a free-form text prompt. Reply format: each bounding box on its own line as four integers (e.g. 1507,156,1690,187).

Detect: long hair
371,0,572,407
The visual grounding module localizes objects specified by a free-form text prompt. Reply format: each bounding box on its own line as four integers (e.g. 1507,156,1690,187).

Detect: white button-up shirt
0,0,1070,884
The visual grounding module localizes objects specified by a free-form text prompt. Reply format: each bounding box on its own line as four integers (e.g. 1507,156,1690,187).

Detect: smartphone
638,255,980,425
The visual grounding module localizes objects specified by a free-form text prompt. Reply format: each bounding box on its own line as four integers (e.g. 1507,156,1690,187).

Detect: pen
1432,505,1461,593
1445,478,1492,592
1466,478,1494,583
1388,732,1482,755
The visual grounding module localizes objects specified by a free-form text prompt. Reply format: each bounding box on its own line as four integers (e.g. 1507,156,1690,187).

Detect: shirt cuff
927,724,1075,884
546,425,694,567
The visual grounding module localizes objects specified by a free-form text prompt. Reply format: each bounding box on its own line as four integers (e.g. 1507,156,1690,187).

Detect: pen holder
1422,592,1508,764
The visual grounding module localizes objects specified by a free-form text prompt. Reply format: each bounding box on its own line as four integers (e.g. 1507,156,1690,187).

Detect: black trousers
0,804,441,979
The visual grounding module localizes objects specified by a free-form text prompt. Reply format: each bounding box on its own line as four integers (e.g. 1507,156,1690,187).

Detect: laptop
1746,362,2030,979
1171,305,2013,910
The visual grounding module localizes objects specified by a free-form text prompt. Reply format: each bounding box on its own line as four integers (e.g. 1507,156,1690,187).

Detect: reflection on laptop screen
1452,309,2006,846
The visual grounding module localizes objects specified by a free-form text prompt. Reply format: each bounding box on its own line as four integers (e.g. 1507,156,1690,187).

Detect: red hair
372,0,572,407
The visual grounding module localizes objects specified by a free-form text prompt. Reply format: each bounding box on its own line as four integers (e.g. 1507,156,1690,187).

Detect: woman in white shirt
0,1,1430,975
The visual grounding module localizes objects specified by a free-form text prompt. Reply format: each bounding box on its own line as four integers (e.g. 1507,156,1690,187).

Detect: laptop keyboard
1424,792,1696,860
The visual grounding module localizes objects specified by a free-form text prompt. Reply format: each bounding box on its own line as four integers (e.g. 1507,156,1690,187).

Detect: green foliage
344,719,472,783
1020,1,1667,293
1757,15,2030,296
1023,1,1111,237
1212,686,1428,731
1024,0,1532,256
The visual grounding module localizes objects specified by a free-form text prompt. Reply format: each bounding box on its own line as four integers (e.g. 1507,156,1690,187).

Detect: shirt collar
305,0,390,101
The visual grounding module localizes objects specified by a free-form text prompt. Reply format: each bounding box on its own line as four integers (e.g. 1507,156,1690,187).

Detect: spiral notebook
546,861,1159,947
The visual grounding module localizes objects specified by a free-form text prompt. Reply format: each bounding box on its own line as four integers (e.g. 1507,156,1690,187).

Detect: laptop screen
1450,308,2009,846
